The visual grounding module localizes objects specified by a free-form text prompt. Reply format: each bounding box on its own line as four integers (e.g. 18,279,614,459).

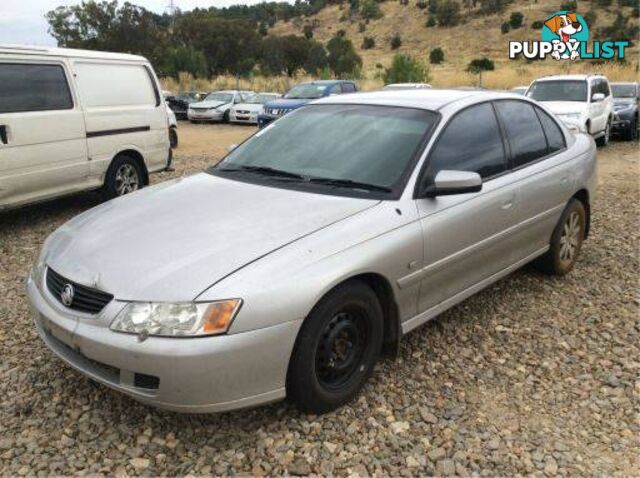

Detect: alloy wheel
115,164,139,196
559,211,582,266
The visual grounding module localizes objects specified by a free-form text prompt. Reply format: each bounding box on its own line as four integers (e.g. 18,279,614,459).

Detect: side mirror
421,170,482,198
228,144,238,152
592,93,605,102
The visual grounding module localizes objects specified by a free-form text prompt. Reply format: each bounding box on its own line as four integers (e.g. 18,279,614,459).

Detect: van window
428,103,506,179
0,63,73,114
74,62,157,108
495,101,548,168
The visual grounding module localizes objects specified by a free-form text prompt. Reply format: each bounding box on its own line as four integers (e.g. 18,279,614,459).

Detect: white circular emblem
61,283,74,307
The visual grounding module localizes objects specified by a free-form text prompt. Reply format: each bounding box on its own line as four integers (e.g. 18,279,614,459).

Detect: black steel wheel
287,280,383,414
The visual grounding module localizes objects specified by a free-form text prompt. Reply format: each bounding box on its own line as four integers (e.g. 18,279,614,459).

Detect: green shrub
437,0,461,26
426,15,437,27
509,11,524,28
531,20,543,29
560,0,577,11
383,53,431,83
362,36,376,49
361,0,384,19
501,21,511,33
429,47,445,64
390,34,402,49
416,0,428,9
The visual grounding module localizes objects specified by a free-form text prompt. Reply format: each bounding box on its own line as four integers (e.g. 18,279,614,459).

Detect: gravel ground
0,127,638,476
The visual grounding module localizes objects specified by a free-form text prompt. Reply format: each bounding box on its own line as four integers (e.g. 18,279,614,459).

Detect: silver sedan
27,90,597,414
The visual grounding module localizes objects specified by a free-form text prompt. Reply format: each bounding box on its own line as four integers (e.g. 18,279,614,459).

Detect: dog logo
509,11,627,61
61,283,75,307
542,11,588,60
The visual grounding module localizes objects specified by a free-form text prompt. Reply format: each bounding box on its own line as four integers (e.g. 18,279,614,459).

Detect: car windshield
176,92,198,102
247,94,279,104
527,80,587,102
205,92,233,103
284,84,327,99
212,105,437,196
611,84,636,98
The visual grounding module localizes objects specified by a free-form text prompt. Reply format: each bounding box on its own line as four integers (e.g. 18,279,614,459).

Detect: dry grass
161,0,639,93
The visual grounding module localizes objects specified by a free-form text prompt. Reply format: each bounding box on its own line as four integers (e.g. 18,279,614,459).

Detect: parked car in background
0,44,171,211
383,83,432,90
610,82,639,141
166,105,178,148
28,89,596,414
188,90,254,123
230,92,282,125
257,80,358,128
527,74,613,146
511,86,528,95
166,91,201,120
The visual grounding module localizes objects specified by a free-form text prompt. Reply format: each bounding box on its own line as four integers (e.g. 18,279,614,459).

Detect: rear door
414,102,518,312
494,100,574,260
0,59,89,209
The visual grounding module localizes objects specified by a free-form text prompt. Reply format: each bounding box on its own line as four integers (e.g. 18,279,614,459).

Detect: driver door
414,102,519,313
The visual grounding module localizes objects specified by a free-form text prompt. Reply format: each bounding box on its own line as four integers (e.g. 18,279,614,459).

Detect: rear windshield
284,84,327,99
527,80,587,102
611,84,636,98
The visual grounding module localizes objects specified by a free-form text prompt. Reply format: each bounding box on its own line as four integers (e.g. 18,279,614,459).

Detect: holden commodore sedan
27,90,597,414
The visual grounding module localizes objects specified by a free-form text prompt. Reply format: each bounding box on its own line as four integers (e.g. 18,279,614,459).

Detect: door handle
0,125,7,145
501,200,514,210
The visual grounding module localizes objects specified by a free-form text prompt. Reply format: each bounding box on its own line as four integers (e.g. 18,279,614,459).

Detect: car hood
45,174,378,302
540,101,588,115
233,103,263,112
190,100,227,109
265,98,313,109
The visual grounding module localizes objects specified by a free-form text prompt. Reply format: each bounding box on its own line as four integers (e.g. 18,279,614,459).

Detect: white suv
526,74,613,146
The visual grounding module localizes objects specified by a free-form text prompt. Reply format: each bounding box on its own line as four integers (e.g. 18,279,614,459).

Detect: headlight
561,113,582,121
110,299,242,337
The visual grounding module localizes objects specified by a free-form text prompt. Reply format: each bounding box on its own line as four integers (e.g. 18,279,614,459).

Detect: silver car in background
27,90,597,414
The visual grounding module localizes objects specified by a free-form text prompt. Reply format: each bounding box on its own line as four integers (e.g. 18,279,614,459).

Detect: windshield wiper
308,177,393,193
218,165,306,180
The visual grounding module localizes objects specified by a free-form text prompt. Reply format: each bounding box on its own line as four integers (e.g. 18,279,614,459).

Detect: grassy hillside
268,0,639,89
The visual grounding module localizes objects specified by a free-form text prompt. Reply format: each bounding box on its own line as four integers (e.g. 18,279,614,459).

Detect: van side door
494,100,574,261
412,102,518,316
0,60,89,209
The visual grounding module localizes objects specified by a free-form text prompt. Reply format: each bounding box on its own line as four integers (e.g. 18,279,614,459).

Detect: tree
509,11,524,28
437,0,461,26
383,54,431,84
416,1,428,9
501,22,511,33
426,16,437,27
326,34,363,76
531,20,543,29
303,24,314,39
429,0,439,14
304,41,329,75
160,46,208,78
362,36,376,49
467,57,494,86
430,47,445,64
390,34,402,49
361,0,384,19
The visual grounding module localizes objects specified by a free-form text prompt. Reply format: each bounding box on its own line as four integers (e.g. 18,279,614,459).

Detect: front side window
427,103,506,179
527,80,587,102
495,101,548,168
212,105,437,197
0,63,73,113
329,84,342,95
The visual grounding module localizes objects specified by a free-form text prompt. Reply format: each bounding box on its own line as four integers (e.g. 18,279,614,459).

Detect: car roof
610,81,638,86
0,43,147,62
314,88,522,111
533,74,606,82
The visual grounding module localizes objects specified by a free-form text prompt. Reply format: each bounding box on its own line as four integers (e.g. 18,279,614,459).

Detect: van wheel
287,281,383,414
169,127,178,148
534,199,585,275
103,155,144,200
596,118,611,147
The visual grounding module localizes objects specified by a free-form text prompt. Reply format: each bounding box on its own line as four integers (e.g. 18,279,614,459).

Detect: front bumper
188,109,224,121
27,274,301,413
230,113,258,124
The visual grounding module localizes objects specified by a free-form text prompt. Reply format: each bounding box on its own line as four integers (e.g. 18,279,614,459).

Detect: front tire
169,127,178,148
223,110,230,123
596,118,611,147
102,155,144,200
534,199,586,275
287,281,383,414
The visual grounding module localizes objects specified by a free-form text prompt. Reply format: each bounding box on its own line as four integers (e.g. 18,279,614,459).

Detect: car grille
236,110,250,114
46,268,113,315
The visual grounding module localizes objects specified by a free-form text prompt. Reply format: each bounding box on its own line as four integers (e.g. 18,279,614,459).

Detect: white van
0,44,172,211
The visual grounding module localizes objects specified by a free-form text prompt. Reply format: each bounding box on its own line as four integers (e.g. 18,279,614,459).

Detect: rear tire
534,199,586,275
102,155,144,200
287,281,383,414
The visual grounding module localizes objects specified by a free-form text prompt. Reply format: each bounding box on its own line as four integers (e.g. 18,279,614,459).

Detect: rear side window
0,63,73,113
342,83,357,93
74,62,158,108
328,84,342,95
428,103,506,179
495,101,548,168
534,106,566,153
